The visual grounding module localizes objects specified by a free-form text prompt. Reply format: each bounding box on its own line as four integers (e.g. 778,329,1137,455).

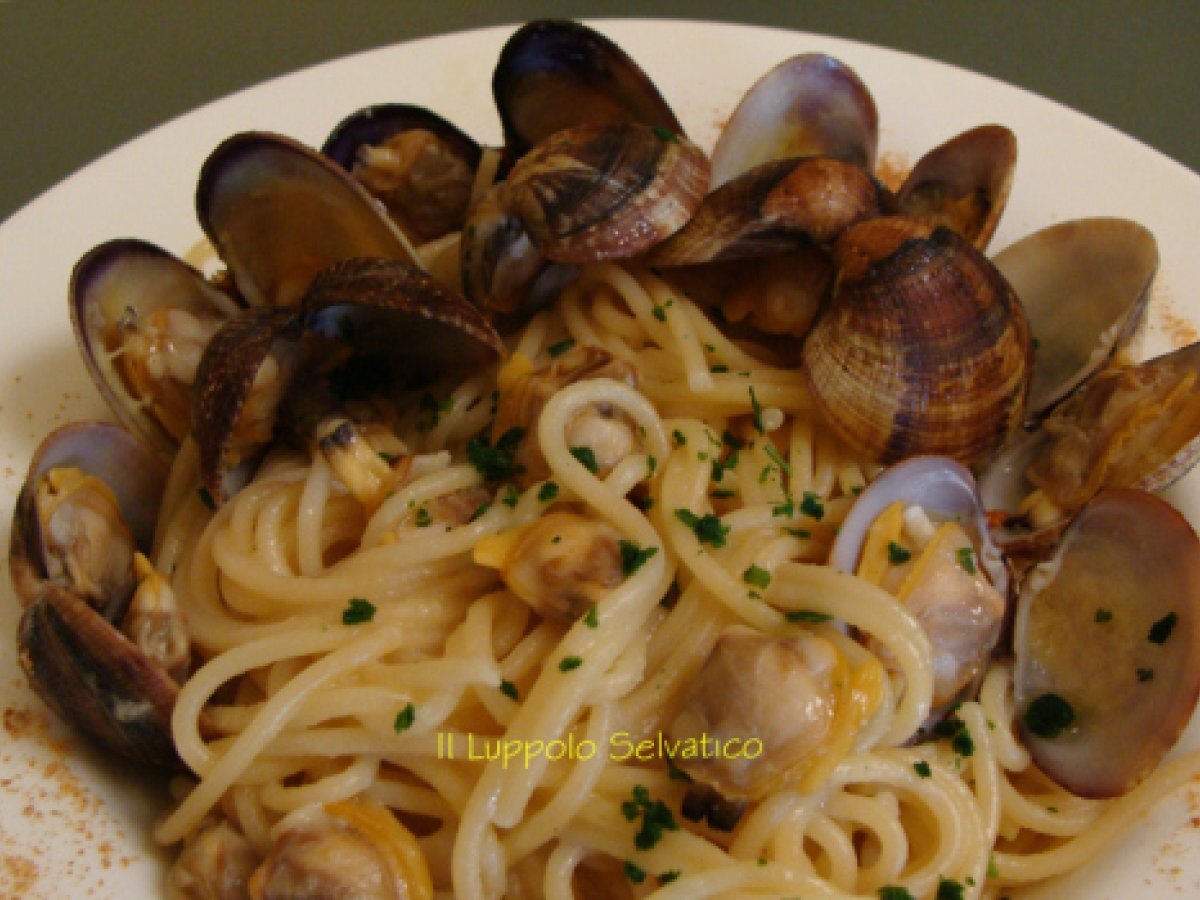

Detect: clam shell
710,53,878,188
993,217,1158,424
1013,489,1200,797
69,239,241,460
196,132,420,308
493,19,683,160
803,220,1032,466
646,157,882,266
321,104,482,243
897,125,1017,251
9,422,167,609
19,581,178,768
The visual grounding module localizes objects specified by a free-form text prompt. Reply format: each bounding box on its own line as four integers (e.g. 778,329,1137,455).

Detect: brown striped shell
802,217,1033,466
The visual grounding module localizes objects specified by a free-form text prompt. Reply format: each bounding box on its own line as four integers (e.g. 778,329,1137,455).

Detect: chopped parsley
650,125,679,143
414,507,432,527
342,597,376,625
936,878,965,900
621,785,679,851
500,484,520,508
537,481,559,502
547,337,575,358
558,655,583,672
764,443,791,476
710,488,736,499
623,860,647,884
584,603,599,628
659,870,681,885
1024,693,1075,739
786,610,832,623
878,887,915,900
951,727,975,758
665,750,693,782
1137,667,1155,682
620,540,658,575
393,703,416,733
652,304,667,322
1094,608,1113,623
914,760,932,778
710,364,729,373
468,501,490,523
887,541,912,564
800,492,825,520
467,426,525,481
674,508,729,547
672,429,687,447
197,485,217,511
773,496,795,518
1148,611,1178,644
499,679,519,701
743,565,771,590
787,527,812,539
956,545,976,575
570,445,599,474
647,455,657,475
749,386,765,433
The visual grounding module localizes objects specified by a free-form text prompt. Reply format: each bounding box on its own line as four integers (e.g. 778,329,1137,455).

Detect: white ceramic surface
1,19,1198,898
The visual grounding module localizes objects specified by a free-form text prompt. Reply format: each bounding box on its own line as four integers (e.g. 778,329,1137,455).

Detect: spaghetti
151,265,1200,899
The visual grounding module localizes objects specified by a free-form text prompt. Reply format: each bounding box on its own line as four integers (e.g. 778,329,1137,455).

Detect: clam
802,218,1033,466
196,132,421,308
247,799,432,899
321,103,483,244
992,217,1158,424
70,239,242,460
897,125,1017,251
709,53,878,188
9,422,166,610
193,259,505,502
645,156,883,266
831,457,1008,709
493,19,683,160
1013,489,1200,797
461,122,709,315
9,423,178,768
980,340,1200,550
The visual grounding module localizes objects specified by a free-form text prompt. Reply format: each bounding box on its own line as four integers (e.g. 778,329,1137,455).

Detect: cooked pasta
149,265,1200,899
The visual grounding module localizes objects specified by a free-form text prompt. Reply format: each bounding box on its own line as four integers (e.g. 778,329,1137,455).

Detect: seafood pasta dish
12,18,1200,900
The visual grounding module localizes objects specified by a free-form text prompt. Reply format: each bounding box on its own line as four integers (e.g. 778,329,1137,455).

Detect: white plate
2,19,1199,898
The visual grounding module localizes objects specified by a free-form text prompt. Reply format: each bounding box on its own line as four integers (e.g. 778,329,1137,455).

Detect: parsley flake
1094,608,1113,623
672,429,687,447
800,492,825,520
743,565,771,590
674,508,729,547
1148,611,1178,644
558,655,583,672
467,427,525,481
500,484,520,508
936,878,965,900
342,598,376,625
414,507,432,527
650,125,679,143
878,887,915,900
570,445,599,474
749,386,765,433
623,861,647,884
622,785,679,851
787,527,811,539
956,545,976,575
499,679,519,700
914,760,932,778
1024,693,1075,739
1137,667,1155,682
619,540,658,575
659,870,681,885
547,338,575,358
538,481,559,502
710,364,729,373
786,610,832,623
764,443,791,476
197,486,217,511
584,604,599,628
393,703,416,733
887,541,912,564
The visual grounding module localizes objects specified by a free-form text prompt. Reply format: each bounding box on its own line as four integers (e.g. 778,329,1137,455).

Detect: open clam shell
19,581,179,768
710,53,878,188
897,125,1017,251
645,157,882,266
70,239,241,460
196,132,420,308
993,217,1158,424
980,339,1200,550
1013,489,1200,797
321,104,483,244
493,19,683,160
830,455,1008,596
9,422,167,609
